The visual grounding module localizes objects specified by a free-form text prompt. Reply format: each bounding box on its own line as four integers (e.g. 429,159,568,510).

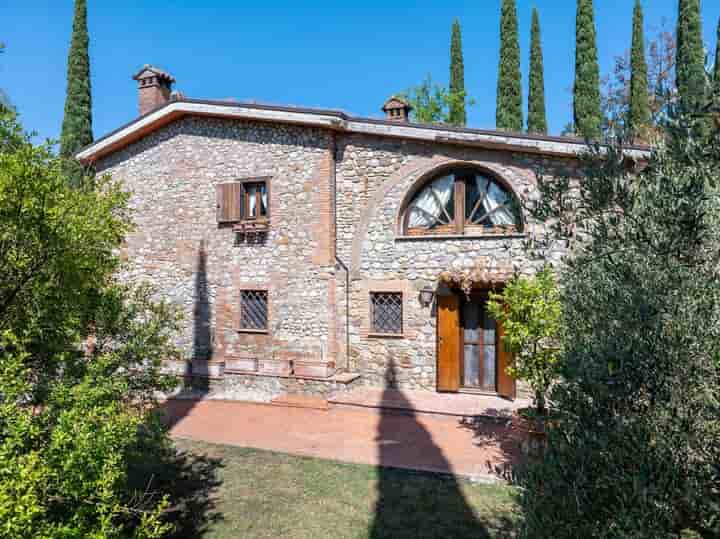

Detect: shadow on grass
128,435,224,538
369,360,516,538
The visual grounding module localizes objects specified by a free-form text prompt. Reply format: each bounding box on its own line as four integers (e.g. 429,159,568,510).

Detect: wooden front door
437,294,460,392
437,290,515,398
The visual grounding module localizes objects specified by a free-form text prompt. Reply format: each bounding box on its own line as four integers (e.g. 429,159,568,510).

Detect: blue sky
2,1,720,142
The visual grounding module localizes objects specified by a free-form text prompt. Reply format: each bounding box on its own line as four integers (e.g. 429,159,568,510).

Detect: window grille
371,292,403,334
240,290,268,330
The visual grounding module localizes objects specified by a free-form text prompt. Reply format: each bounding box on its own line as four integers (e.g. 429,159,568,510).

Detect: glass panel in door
461,295,497,392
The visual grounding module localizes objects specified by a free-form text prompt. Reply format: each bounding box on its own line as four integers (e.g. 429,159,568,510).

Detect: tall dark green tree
60,0,92,159
676,0,705,112
573,0,602,139
713,17,720,97
527,8,547,134
448,19,467,126
496,0,523,131
627,0,650,139
0,42,10,112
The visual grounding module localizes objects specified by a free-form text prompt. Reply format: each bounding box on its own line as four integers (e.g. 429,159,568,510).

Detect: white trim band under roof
76,100,651,162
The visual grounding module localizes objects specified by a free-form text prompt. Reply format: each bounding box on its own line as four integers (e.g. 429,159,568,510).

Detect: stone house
77,65,647,402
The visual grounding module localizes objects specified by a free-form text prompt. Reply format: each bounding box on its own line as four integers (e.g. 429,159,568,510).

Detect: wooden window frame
238,177,271,222
402,172,521,237
369,291,404,337
238,289,269,333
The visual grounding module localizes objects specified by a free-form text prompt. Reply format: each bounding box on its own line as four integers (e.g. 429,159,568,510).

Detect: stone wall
98,114,576,397
97,116,341,374
335,133,574,390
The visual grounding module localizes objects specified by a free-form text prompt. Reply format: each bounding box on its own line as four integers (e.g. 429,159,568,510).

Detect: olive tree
517,109,720,537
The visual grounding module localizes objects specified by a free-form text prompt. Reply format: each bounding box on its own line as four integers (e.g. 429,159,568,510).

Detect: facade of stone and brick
79,69,648,402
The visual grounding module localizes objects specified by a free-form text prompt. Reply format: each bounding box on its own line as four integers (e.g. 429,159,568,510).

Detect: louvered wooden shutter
216,182,242,223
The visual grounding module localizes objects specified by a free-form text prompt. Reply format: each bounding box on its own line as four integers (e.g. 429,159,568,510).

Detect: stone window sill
396,233,526,241
237,328,269,334
368,332,405,339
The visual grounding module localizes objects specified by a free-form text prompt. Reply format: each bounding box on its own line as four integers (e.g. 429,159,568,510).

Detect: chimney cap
132,64,176,84
382,95,412,113
382,95,412,122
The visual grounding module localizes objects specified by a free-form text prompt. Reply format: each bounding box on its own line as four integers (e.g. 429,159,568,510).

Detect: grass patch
170,437,518,539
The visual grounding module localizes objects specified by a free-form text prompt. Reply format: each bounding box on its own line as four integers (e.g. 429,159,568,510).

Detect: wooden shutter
437,294,461,392
216,182,242,223
497,319,516,399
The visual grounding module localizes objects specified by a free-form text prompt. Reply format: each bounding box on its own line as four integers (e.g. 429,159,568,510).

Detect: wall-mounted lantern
419,286,435,308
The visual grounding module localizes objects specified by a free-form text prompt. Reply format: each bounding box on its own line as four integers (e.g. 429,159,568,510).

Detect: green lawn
167,438,519,539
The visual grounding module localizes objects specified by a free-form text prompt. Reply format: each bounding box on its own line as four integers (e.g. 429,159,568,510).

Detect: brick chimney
132,65,176,116
382,96,412,122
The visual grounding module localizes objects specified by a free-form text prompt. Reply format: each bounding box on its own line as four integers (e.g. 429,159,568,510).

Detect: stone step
329,388,526,422
270,394,330,411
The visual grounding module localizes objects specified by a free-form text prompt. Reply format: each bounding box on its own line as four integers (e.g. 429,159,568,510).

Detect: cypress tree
496,0,523,131
628,0,650,139
676,0,705,112
527,8,547,134
60,0,92,159
573,0,602,139
713,17,720,97
448,19,466,126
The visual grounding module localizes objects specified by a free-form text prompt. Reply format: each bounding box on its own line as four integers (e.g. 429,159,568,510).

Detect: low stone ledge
293,360,336,378
225,356,258,373
258,358,292,376
191,359,225,379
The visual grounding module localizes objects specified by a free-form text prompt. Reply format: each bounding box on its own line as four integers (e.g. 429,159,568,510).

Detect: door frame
436,285,515,399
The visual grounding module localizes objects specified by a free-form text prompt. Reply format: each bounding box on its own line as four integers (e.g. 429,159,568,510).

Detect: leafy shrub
0,112,182,538
487,266,562,415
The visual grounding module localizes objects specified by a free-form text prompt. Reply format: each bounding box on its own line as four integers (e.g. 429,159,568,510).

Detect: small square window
240,290,268,331
371,292,403,335
242,181,268,220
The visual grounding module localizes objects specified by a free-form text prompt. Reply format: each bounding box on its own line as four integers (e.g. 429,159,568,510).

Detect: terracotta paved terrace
161,389,527,481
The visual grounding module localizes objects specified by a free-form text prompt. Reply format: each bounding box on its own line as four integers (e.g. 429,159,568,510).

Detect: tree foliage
518,105,720,537
0,112,182,538
676,0,706,113
527,9,547,135
448,19,467,126
402,75,473,126
627,0,650,141
602,21,676,141
0,42,10,113
496,0,523,132
714,17,720,98
487,267,561,415
60,0,93,160
573,0,602,139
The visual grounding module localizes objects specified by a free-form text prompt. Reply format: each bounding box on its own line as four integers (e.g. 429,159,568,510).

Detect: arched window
402,169,522,236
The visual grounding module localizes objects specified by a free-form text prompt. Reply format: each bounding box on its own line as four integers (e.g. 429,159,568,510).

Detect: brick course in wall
97,114,575,399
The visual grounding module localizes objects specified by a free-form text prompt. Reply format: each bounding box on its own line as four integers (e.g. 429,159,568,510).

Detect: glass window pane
240,290,268,330
464,345,480,387
259,183,268,216
482,346,496,390
465,179,480,220
489,206,515,226
466,175,489,221
462,301,480,342
371,292,403,334
407,175,454,229
247,184,257,217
